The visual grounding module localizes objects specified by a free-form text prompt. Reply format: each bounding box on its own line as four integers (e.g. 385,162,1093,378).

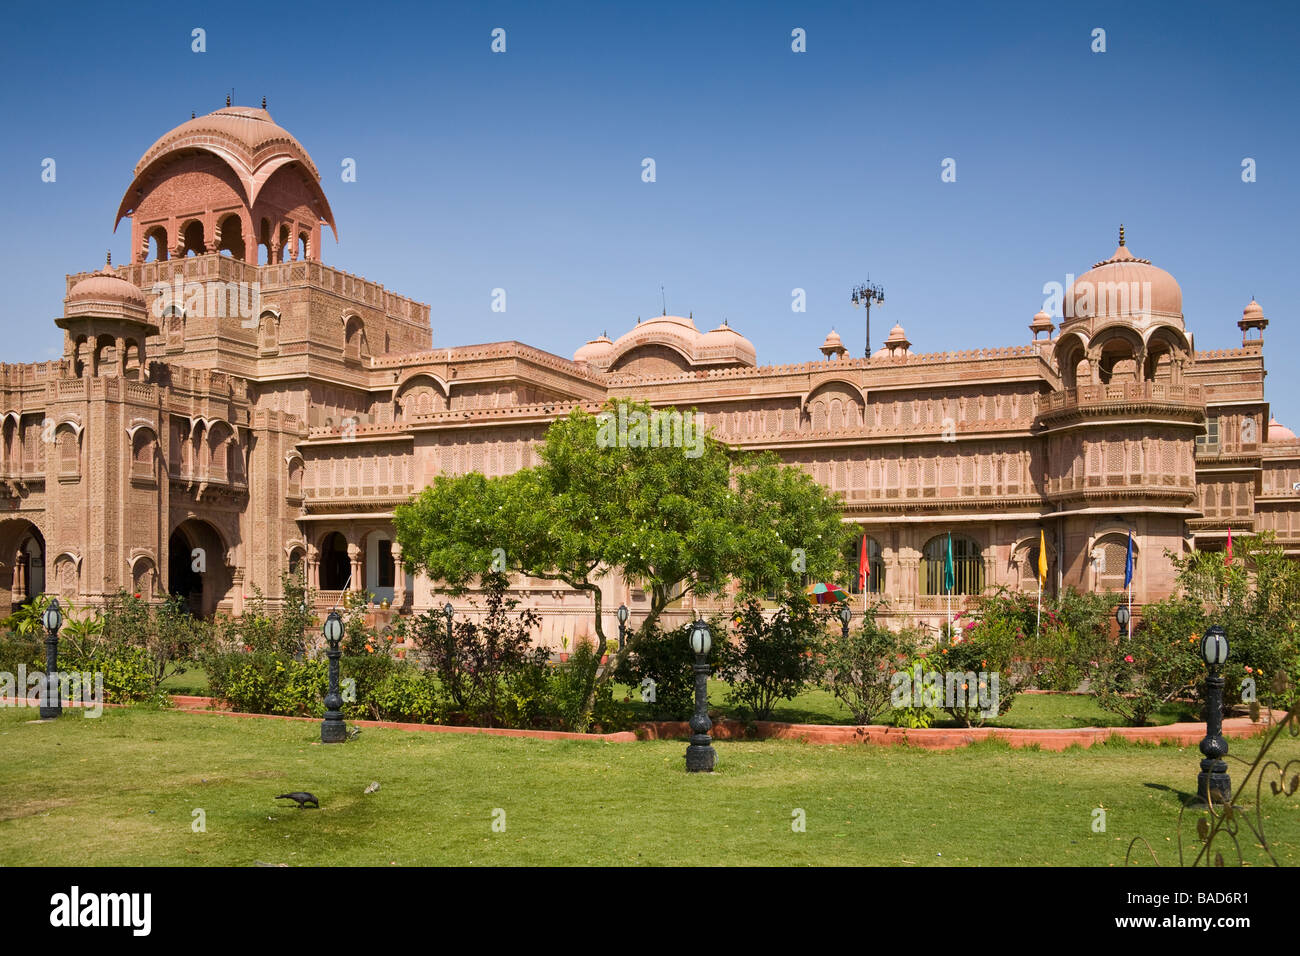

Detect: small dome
873,323,911,358
1243,299,1264,319
1031,309,1053,328
573,333,614,364
1269,418,1297,442
698,321,756,362
820,328,844,349
64,256,148,321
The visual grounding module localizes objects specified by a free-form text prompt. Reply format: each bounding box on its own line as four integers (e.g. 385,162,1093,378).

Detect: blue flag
943,532,955,594
1124,531,1134,589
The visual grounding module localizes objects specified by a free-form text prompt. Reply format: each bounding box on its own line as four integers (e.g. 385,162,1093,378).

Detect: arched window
217,214,245,260
1094,533,1135,591
145,226,168,262
319,532,350,590
57,426,80,478
131,428,155,479
845,535,884,595
181,220,206,257
920,534,984,596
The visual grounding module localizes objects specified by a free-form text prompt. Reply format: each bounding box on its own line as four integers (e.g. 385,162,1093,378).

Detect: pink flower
1124,655,1134,663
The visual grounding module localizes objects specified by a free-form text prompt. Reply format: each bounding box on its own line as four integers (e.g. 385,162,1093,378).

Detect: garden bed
147,694,1274,750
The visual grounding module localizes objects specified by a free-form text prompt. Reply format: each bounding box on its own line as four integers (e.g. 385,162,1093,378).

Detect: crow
275,792,319,809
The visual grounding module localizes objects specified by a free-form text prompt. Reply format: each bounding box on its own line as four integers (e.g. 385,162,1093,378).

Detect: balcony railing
1040,381,1203,414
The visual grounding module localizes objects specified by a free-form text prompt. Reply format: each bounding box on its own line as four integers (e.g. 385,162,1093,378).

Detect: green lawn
2,706,1295,866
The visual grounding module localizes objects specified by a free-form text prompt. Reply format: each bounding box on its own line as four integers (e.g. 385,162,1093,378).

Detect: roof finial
105,250,111,268
191,110,196,119
1119,223,1125,246
226,93,231,107
261,95,267,109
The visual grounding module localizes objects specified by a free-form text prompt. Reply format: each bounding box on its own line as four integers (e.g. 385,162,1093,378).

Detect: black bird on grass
275,792,319,809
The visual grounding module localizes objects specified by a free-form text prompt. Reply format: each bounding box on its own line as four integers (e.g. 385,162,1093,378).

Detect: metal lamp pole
617,604,629,651
850,281,885,358
685,619,716,773
1197,625,1232,805
320,610,346,743
39,598,63,719
838,604,852,641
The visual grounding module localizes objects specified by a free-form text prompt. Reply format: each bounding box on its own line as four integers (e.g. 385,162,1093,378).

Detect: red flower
1124,654,1134,663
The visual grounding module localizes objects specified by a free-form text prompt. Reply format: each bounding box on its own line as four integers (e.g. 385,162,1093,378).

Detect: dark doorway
320,532,351,590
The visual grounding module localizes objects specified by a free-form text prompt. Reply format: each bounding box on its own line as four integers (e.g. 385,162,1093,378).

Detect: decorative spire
105,250,111,268
226,93,231,107
261,95,267,109
191,110,196,119
1119,223,1125,246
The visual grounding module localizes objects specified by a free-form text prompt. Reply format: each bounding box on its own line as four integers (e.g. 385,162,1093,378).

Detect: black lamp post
39,598,62,719
850,281,885,358
443,601,454,657
320,610,346,743
685,619,716,773
1196,625,1232,805
838,604,852,641
617,604,629,651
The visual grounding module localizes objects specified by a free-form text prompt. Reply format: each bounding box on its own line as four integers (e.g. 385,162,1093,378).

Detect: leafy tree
395,400,850,724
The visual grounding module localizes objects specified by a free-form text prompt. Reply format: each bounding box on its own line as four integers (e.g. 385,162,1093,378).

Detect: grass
614,680,1195,728
2,705,1296,866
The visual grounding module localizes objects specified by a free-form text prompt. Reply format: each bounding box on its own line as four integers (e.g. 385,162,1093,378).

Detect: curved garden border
160,695,1274,751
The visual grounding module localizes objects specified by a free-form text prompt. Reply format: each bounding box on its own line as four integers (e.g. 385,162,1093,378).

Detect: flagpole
1036,580,1042,637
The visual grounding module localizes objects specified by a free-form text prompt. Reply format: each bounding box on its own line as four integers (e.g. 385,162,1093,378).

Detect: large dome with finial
1064,226,1182,327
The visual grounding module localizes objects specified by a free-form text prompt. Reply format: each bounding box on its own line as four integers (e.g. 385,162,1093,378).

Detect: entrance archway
168,519,228,616
0,520,45,611
319,532,351,590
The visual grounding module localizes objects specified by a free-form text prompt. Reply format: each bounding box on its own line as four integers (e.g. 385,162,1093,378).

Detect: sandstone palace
2,105,1297,643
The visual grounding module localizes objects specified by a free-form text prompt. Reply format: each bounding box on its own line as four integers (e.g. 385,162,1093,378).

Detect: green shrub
1093,597,1204,726
613,619,712,720
718,592,822,721
817,607,919,724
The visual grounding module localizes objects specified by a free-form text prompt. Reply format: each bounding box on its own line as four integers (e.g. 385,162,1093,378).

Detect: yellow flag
1037,529,1047,585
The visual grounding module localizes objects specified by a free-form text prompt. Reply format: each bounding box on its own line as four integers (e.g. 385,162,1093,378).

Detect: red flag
857,535,868,590
1225,528,1233,566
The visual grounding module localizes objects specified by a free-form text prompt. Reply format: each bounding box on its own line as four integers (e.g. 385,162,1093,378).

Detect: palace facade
2,105,1297,642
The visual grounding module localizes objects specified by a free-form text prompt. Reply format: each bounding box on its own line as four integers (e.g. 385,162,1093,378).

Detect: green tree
395,400,850,724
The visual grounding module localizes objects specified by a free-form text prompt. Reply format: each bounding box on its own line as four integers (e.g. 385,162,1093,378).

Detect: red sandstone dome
1065,228,1182,325
62,256,148,323
573,333,614,364
1270,418,1297,442
114,104,337,243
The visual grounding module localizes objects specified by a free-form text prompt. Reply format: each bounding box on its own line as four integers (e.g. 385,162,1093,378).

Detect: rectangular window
377,540,394,588
1197,417,1220,454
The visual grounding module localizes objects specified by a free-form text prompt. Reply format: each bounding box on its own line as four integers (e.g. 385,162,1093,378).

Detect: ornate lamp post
39,598,63,719
850,281,885,358
685,619,716,773
443,601,454,655
617,604,630,651
1196,625,1232,805
320,610,346,743
838,604,852,641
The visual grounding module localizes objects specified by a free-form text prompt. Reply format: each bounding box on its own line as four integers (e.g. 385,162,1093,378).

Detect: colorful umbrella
807,582,849,604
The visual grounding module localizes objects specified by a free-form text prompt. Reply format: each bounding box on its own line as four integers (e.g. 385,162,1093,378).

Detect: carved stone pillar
391,543,406,609
348,543,363,593
231,569,245,616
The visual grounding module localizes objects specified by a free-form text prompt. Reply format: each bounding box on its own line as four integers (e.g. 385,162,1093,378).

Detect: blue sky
2,0,1297,417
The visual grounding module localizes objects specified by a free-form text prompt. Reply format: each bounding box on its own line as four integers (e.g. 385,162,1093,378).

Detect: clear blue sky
2,1,1297,418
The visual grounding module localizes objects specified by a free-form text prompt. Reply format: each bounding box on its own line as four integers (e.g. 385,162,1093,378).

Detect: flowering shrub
816,605,921,724
718,592,825,721
1092,597,1204,725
